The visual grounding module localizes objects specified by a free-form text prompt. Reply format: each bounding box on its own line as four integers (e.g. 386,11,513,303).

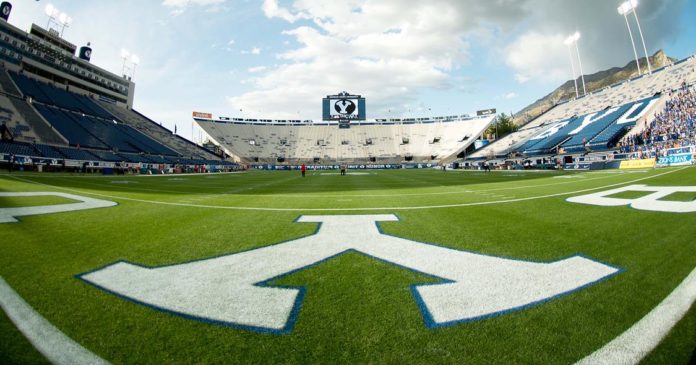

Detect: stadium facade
194,114,493,164
0,3,234,173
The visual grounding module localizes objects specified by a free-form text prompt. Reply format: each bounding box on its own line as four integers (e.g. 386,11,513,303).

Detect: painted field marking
5,167,688,212
567,185,696,213
1,168,694,362
79,215,619,333
0,192,116,223
576,266,696,365
5,168,633,199
0,277,109,365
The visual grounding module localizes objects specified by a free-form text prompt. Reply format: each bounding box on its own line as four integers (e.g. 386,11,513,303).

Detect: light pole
618,1,641,75
564,36,579,98
618,0,651,74
57,13,72,37
565,32,586,96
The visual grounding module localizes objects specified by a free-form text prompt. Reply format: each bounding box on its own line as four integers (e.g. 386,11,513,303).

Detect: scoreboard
322,92,366,128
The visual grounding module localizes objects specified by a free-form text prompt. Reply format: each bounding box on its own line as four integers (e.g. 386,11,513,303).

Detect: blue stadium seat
0,140,39,156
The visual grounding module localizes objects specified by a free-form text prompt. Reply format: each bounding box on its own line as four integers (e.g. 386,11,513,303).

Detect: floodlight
120,48,130,59
58,13,68,24
130,54,140,65
617,0,650,74
618,3,629,15
565,32,586,95
564,32,580,45
618,0,638,15
44,4,55,17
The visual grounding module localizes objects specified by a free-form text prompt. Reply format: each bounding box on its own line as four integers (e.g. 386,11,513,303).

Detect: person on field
340,163,347,176
8,153,15,173
301,163,306,177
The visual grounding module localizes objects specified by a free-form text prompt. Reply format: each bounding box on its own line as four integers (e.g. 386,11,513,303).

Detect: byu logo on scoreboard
79,215,620,334
334,99,356,115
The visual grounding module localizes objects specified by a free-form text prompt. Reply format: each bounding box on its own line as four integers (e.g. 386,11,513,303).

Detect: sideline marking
5,167,686,212
576,266,696,365
79,215,619,333
0,192,117,223
0,277,109,365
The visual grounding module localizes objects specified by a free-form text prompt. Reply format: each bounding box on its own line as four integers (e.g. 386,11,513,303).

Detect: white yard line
0,277,109,365
5,167,687,212
575,266,696,365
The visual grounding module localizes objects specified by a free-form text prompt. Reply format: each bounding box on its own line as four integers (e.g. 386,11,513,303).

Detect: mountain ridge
513,49,676,126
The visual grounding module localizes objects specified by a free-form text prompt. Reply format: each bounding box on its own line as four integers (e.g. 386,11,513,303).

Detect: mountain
513,50,676,126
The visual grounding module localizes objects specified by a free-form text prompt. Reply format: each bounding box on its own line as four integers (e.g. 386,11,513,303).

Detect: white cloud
205,0,688,119
228,39,236,45
161,0,225,15
248,66,267,73
261,0,308,23
504,32,569,84
230,0,483,119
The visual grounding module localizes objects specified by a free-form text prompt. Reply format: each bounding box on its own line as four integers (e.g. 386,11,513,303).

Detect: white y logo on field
79,215,619,333
567,185,696,213
0,192,116,223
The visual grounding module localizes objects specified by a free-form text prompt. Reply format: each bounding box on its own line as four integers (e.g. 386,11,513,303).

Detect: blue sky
6,0,696,142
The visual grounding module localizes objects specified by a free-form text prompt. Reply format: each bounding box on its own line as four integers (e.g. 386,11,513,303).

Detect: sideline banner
619,158,655,169
657,146,695,167
253,164,403,171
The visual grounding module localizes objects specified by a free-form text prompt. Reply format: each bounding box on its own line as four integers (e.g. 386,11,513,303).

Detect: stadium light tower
130,54,140,79
120,48,130,76
44,4,60,30
618,0,651,74
58,12,72,37
565,32,586,96
564,36,580,98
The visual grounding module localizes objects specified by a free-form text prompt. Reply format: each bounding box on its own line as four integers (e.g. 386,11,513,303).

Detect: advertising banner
192,111,213,119
657,146,694,167
619,158,656,169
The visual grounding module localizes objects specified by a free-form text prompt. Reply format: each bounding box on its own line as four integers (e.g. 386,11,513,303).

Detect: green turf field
1,167,694,364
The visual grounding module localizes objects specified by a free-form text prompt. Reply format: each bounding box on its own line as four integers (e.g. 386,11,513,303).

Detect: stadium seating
96,101,220,160
32,104,109,149
559,105,633,153
9,72,113,119
0,140,38,156
34,143,65,159
197,116,493,163
470,56,696,158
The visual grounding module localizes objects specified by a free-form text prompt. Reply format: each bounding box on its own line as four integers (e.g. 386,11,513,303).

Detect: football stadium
1,1,695,364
